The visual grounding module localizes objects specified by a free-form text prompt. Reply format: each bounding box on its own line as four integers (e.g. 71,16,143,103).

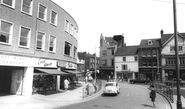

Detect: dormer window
147,40,153,45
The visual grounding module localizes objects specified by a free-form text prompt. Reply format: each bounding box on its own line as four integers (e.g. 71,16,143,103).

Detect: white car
103,82,120,96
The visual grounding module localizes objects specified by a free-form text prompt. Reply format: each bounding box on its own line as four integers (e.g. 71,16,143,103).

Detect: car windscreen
105,83,114,87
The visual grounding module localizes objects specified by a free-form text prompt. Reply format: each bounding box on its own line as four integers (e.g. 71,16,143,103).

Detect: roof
139,38,160,48
161,33,185,47
115,45,139,56
104,37,118,46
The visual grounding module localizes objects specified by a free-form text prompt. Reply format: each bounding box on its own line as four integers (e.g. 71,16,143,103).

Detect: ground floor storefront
139,67,161,81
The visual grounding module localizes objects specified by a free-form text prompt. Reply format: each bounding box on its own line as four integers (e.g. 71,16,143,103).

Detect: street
57,82,171,109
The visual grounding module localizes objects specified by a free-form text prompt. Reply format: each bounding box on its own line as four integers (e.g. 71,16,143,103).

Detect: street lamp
173,0,182,108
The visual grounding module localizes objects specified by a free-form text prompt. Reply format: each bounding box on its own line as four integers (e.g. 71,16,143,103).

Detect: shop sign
58,61,77,69
37,58,56,68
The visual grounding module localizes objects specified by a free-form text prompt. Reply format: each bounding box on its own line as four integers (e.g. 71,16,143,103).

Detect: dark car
130,79,150,84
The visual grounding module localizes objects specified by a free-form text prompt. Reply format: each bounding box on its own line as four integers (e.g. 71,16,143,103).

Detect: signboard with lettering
58,61,77,69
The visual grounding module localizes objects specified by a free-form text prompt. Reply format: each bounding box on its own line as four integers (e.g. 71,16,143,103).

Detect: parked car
103,82,120,96
130,79,150,84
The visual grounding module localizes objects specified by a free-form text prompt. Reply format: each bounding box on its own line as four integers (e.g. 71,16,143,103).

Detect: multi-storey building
160,30,185,82
0,0,78,96
115,45,139,80
78,52,100,79
138,38,161,81
99,34,125,79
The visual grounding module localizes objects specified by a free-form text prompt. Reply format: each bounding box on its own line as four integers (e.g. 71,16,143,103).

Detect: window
134,56,138,61
123,57,126,61
36,31,45,50
111,59,114,66
111,49,114,55
152,49,157,56
147,50,151,56
2,0,15,8
166,58,175,65
102,60,107,66
64,41,72,56
142,50,147,56
38,4,47,21
170,46,183,52
21,0,33,15
102,50,107,56
73,46,77,58
70,24,73,35
142,59,147,66
74,28,77,39
0,20,12,44
153,59,157,66
50,10,57,26
49,35,56,52
121,65,127,70
147,40,153,45
65,20,69,32
19,26,30,47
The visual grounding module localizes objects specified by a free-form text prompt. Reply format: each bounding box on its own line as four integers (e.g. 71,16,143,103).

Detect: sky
52,0,185,54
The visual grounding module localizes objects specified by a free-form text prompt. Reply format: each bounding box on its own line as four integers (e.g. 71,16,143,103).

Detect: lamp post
173,0,182,108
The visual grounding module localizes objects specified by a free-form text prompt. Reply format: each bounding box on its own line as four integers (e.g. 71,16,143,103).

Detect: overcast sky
52,0,185,54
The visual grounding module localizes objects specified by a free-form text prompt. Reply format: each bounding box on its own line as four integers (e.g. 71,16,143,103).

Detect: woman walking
150,85,156,107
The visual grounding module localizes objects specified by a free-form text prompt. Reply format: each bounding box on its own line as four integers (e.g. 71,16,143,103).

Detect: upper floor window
64,41,72,56
70,24,74,36
1,0,15,8
121,64,127,70
147,40,153,45
102,60,107,66
102,50,107,56
142,50,147,56
0,20,13,44
21,0,33,15
123,57,126,61
19,26,30,47
152,49,157,56
36,31,45,50
134,56,138,61
38,4,47,21
50,10,57,26
111,49,114,55
170,46,183,52
111,59,114,66
74,28,77,39
65,20,70,33
73,46,77,58
147,49,151,56
49,35,56,52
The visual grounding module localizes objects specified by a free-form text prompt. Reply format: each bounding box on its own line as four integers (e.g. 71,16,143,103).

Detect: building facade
99,34,125,79
160,30,185,82
115,45,139,81
0,0,78,96
138,39,161,81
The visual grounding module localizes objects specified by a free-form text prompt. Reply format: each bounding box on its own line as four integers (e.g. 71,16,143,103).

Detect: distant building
115,45,139,80
99,34,125,79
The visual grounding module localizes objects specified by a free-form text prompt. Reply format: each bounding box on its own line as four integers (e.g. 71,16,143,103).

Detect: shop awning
62,70,83,74
35,68,68,75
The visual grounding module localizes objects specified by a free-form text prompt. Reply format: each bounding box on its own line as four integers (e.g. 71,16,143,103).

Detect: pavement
0,81,103,109
0,80,180,109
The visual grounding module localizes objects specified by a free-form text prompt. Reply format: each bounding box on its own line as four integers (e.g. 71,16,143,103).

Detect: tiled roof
115,45,139,56
139,38,160,48
104,37,118,46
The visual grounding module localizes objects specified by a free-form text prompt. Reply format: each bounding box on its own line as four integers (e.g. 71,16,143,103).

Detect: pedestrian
64,78,69,91
149,85,156,107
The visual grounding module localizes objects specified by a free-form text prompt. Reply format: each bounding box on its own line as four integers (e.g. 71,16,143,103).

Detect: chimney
160,29,164,37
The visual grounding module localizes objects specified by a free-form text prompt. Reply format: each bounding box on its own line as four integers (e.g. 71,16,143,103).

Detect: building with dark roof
115,45,139,80
0,0,78,96
138,38,161,81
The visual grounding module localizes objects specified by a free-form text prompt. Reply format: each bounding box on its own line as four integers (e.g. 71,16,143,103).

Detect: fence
150,82,174,102
82,80,102,98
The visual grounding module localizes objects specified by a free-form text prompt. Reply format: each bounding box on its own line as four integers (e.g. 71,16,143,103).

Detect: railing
150,82,174,103
82,80,102,98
